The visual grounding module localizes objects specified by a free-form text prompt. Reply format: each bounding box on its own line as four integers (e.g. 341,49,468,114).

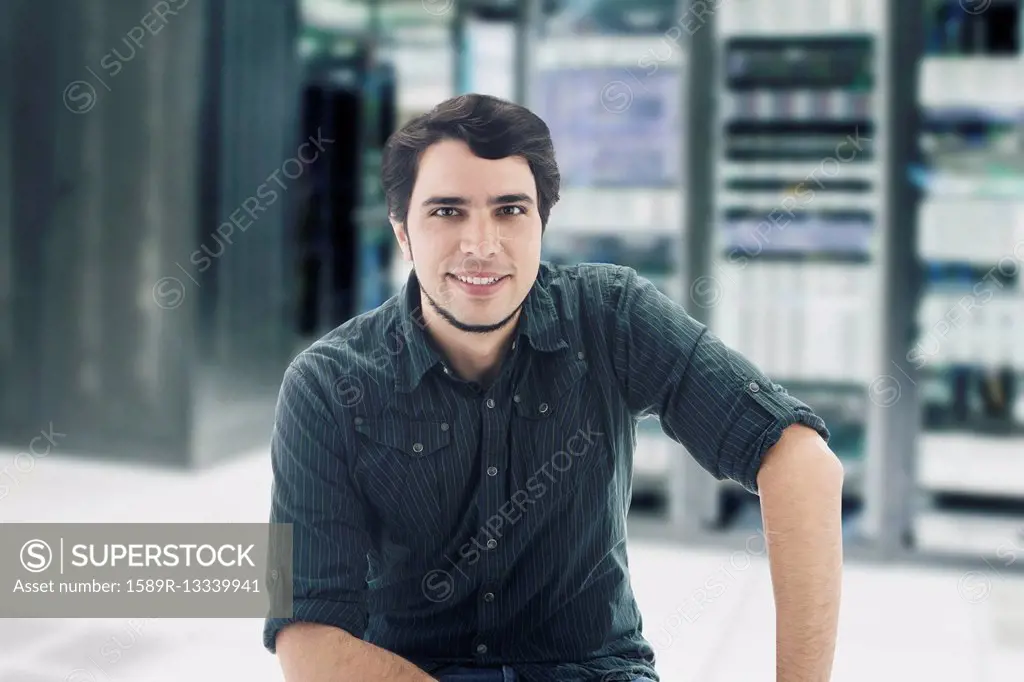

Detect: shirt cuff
263,598,367,653
724,379,831,495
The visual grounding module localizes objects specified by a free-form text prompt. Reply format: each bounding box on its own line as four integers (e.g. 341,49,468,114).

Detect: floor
1,447,1022,681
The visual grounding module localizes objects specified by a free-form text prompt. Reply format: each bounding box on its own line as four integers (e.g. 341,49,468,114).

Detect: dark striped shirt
263,261,829,681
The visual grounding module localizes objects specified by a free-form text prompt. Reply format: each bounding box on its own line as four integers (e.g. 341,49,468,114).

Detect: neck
421,304,520,386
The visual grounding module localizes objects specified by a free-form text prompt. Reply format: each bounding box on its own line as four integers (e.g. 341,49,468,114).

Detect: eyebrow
422,193,535,207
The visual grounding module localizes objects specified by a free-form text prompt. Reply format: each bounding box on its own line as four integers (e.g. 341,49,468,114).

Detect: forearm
277,622,436,682
757,424,844,682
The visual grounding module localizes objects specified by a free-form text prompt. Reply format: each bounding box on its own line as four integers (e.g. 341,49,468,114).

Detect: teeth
456,275,501,285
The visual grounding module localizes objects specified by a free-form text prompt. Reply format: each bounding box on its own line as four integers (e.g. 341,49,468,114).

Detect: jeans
433,669,654,682
434,665,518,681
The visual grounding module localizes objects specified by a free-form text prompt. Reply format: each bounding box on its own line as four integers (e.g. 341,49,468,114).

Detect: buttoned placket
471,339,520,660
434,337,523,661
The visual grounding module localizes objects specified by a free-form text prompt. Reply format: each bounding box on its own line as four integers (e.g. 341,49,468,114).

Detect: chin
454,307,507,324
449,301,519,330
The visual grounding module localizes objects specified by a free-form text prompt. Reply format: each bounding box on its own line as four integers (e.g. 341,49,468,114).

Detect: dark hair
381,93,560,232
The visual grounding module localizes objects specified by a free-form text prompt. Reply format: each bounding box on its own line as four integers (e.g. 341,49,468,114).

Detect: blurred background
2,0,1024,679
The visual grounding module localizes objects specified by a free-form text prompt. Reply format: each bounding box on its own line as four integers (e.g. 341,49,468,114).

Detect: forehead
413,139,535,197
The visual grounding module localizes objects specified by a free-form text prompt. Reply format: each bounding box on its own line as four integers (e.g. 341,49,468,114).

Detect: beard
418,277,523,334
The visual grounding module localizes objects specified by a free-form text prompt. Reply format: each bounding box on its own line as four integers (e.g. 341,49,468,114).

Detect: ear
390,216,412,262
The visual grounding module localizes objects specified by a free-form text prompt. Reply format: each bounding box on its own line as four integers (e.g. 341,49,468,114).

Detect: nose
460,217,503,260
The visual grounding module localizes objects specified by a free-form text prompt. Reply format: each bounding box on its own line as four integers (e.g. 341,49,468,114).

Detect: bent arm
604,265,841,679
604,265,830,492
264,361,434,680
276,623,436,682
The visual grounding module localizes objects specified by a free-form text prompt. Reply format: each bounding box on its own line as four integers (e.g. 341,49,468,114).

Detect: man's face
392,138,542,333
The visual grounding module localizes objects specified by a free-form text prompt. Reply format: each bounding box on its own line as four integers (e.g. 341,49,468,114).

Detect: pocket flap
354,419,451,457
513,354,588,419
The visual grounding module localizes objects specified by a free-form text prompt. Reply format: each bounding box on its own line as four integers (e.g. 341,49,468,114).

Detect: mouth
446,273,511,296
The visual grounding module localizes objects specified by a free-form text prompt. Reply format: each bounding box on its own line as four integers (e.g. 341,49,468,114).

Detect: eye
498,205,526,217
431,207,460,218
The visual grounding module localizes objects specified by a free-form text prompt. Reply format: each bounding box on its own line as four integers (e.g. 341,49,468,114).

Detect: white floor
1,448,1022,681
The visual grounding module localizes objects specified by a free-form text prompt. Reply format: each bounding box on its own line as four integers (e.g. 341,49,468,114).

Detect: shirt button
486,398,496,409
538,402,548,414
412,442,424,453
577,351,585,360
486,538,498,549
748,381,760,393
476,643,488,654
441,422,449,431
353,416,363,425
483,591,495,602
487,466,498,476
443,367,450,375
513,394,521,403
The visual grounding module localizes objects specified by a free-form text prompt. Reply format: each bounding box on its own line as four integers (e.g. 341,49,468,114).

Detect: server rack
2,0,301,466
697,0,888,541
902,0,1024,565
296,49,397,337
683,0,1024,573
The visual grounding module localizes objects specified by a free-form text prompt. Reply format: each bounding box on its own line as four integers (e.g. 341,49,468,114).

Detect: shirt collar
392,263,568,393
393,269,443,393
516,263,568,354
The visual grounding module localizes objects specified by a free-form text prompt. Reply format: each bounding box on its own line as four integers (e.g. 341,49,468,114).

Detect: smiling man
264,94,844,682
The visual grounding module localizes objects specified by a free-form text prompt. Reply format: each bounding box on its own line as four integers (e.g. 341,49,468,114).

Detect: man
264,94,844,682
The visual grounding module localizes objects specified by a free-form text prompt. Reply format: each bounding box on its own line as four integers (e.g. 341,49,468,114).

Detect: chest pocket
353,418,453,548
510,350,607,497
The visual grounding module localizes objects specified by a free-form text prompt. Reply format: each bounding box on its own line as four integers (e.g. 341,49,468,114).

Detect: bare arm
276,622,437,682
757,424,845,682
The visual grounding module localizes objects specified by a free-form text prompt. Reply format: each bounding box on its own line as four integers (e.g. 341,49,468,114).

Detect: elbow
832,452,846,483
812,440,845,486
816,451,846,499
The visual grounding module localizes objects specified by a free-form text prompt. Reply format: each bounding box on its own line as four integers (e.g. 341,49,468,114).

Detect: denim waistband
433,664,518,681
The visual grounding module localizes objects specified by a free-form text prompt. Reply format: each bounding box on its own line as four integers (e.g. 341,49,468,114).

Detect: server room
1,0,1023,680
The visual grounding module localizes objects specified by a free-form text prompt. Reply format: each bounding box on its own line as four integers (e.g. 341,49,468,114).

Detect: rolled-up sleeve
263,361,372,653
605,266,830,494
